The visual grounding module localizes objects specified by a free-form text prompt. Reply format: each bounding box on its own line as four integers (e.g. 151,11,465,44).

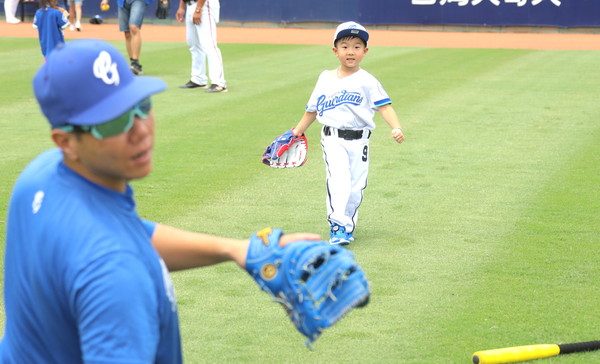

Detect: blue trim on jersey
374,98,392,107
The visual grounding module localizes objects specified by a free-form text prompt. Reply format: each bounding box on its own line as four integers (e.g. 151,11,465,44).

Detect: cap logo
93,50,120,86
351,30,359,34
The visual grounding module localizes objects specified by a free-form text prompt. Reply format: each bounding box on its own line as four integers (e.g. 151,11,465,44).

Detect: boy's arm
292,111,317,137
379,104,404,143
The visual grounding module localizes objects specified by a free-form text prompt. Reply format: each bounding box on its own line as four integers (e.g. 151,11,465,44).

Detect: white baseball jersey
306,68,392,235
306,68,391,130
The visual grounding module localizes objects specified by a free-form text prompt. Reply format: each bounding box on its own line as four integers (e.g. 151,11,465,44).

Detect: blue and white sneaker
347,231,355,242
330,223,350,245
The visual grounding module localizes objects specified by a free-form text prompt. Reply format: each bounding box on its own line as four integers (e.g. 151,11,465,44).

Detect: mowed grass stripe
460,126,600,349
341,49,600,362
136,44,332,224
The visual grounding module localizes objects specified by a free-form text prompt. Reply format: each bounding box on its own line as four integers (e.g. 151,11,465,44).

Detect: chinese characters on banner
412,0,561,6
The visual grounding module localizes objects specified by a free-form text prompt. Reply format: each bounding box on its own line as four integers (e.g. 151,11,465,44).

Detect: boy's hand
392,127,404,143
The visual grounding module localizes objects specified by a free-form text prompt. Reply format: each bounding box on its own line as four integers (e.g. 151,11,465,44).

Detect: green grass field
1,36,599,363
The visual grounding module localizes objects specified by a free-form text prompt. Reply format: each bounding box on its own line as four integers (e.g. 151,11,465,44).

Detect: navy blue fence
11,0,600,27
219,0,599,27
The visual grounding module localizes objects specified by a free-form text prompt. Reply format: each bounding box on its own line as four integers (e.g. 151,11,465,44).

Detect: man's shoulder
11,149,62,210
20,149,62,181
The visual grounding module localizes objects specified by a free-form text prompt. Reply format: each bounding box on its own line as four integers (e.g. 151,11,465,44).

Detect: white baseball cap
333,21,369,46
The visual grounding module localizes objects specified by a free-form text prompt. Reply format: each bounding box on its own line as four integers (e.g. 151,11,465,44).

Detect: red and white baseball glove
262,129,308,168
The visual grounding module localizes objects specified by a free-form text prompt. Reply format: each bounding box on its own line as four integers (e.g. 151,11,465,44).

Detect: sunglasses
59,97,152,139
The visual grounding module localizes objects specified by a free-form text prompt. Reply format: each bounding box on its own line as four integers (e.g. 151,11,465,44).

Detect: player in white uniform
176,0,227,92
292,22,405,245
4,0,20,23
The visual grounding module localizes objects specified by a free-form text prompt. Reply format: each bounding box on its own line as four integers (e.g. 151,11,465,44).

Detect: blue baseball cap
89,14,103,24
333,21,369,46
33,39,166,128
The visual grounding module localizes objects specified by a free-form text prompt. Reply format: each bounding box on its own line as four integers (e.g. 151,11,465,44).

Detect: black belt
323,126,370,140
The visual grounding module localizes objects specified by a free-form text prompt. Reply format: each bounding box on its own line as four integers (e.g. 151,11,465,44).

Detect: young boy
292,21,405,245
33,0,69,59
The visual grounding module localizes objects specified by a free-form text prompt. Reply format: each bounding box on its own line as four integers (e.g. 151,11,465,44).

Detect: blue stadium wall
22,0,600,27
220,0,600,28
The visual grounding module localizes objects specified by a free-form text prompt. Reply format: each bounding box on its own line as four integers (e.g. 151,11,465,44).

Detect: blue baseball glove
262,129,308,168
245,228,370,348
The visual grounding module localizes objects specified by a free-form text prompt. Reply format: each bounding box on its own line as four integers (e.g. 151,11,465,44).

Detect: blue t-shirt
0,148,182,363
33,6,68,57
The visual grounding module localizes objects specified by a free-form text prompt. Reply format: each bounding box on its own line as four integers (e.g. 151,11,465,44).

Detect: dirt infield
2,21,600,50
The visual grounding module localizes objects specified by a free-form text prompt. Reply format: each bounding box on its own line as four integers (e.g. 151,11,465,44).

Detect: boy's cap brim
333,21,369,45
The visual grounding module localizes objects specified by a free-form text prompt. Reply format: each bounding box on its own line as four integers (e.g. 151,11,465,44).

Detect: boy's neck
337,66,361,79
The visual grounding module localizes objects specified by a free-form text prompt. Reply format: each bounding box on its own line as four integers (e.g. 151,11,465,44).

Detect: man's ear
51,129,78,161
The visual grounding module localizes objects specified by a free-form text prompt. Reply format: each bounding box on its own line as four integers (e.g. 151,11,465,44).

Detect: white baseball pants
321,126,370,233
185,1,226,87
4,0,20,23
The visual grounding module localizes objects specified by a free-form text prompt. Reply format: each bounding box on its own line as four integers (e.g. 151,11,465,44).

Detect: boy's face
333,36,368,70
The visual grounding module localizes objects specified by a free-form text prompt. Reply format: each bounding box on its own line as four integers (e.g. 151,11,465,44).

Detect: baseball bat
472,340,600,364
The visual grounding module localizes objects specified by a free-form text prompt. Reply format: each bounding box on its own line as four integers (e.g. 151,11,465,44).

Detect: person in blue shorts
67,0,83,31
100,0,152,75
0,39,318,363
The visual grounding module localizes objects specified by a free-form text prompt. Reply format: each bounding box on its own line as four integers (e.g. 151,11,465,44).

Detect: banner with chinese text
221,0,600,27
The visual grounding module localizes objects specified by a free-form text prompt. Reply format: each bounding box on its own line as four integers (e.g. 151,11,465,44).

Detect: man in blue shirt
0,39,317,363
